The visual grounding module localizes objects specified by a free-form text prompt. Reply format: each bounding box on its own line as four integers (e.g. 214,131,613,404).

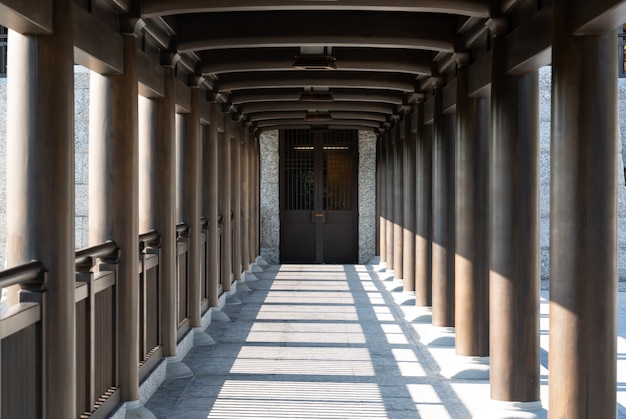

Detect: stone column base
473,400,546,419
440,356,489,380
419,326,455,347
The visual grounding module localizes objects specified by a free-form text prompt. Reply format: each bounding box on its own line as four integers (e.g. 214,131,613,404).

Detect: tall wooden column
6,1,75,416
203,104,220,307
454,60,489,358
431,83,455,328
402,115,416,292
181,88,203,334
393,124,404,279
378,138,387,263
488,19,541,410
241,130,251,271
385,135,395,270
414,100,432,308
232,126,243,280
220,121,233,291
550,4,617,417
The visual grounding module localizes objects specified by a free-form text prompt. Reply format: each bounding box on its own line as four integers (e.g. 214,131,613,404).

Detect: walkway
145,264,626,418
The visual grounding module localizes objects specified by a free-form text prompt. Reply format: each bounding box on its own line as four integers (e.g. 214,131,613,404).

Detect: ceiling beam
216,71,417,92
569,0,626,35
142,0,490,17
255,118,382,128
0,0,52,34
230,88,405,105
200,47,434,75
240,101,396,114
171,11,458,53
247,111,388,122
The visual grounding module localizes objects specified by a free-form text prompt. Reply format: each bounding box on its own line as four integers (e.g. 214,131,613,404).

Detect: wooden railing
0,260,45,418
176,222,190,339
75,241,119,418
0,216,228,418
138,230,161,374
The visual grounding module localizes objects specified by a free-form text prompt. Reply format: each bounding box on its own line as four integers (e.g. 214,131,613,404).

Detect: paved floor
145,264,626,418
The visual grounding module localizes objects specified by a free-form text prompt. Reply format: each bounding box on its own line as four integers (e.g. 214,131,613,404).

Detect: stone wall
358,130,377,264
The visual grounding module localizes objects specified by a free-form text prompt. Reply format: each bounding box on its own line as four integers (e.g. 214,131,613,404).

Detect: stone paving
145,263,626,418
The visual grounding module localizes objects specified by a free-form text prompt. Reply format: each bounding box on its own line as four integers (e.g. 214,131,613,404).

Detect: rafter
170,11,458,53
142,0,490,18
229,89,406,105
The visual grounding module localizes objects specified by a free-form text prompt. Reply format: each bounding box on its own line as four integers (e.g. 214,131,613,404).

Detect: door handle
311,211,326,224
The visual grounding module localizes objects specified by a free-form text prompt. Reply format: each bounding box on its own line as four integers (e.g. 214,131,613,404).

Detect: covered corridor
0,0,624,418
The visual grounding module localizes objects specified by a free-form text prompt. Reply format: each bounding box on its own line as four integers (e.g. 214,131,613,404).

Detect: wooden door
280,129,358,263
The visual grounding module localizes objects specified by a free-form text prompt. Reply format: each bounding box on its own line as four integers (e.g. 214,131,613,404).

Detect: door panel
280,129,358,263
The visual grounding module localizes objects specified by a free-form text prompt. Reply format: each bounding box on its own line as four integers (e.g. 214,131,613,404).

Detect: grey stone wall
260,130,280,264
74,66,90,250
358,130,377,264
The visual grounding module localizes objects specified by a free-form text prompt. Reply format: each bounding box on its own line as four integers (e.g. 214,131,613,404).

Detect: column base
165,357,193,379
211,310,231,322
244,271,259,281
439,355,489,380
249,263,264,273
226,295,242,305
405,306,432,323
255,256,269,266
236,282,251,292
473,400,546,419
419,326,455,347
125,400,157,419
193,327,216,346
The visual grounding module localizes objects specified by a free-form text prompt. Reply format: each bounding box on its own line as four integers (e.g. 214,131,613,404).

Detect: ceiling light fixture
293,54,337,70
305,112,333,122
299,90,335,102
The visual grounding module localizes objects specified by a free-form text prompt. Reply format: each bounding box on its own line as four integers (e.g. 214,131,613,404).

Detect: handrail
0,260,44,289
176,222,189,234
139,230,159,244
75,240,118,264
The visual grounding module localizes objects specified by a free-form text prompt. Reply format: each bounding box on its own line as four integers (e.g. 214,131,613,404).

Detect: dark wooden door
280,129,358,263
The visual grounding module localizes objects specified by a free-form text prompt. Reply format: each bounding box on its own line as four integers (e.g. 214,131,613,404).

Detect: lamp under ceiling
293,54,337,70
299,90,335,102
304,111,333,122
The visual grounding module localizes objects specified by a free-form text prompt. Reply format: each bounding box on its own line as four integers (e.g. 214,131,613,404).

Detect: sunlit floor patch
207,381,386,418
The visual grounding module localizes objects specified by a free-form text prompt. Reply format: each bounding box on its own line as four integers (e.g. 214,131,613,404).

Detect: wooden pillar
454,60,490,357
378,138,387,262
182,88,202,329
6,0,75,415
220,120,233,291
385,135,395,270
550,5,617,417
393,124,404,279
203,104,220,307
241,130,251,270
431,83,455,328
414,100,432,307
402,115,416,292
488,19,540,408
91,38,145,407
232,125,242,280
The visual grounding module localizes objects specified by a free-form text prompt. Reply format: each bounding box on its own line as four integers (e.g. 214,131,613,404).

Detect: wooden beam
255,118,381,128
137,50,165,99
216,71,417,92
569,0,626,35
200,47,433,75
0,0,52,34
173,11,457,53
230,88,404,104
240,101,395,114
505,3,552,74
73,3,124,75
175,78,191,113
442,77,457,114
467,50,491,97
142,0,490,17
247,111,387,122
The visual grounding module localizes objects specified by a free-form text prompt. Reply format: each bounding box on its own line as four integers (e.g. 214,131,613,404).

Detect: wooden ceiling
5,0,624,135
